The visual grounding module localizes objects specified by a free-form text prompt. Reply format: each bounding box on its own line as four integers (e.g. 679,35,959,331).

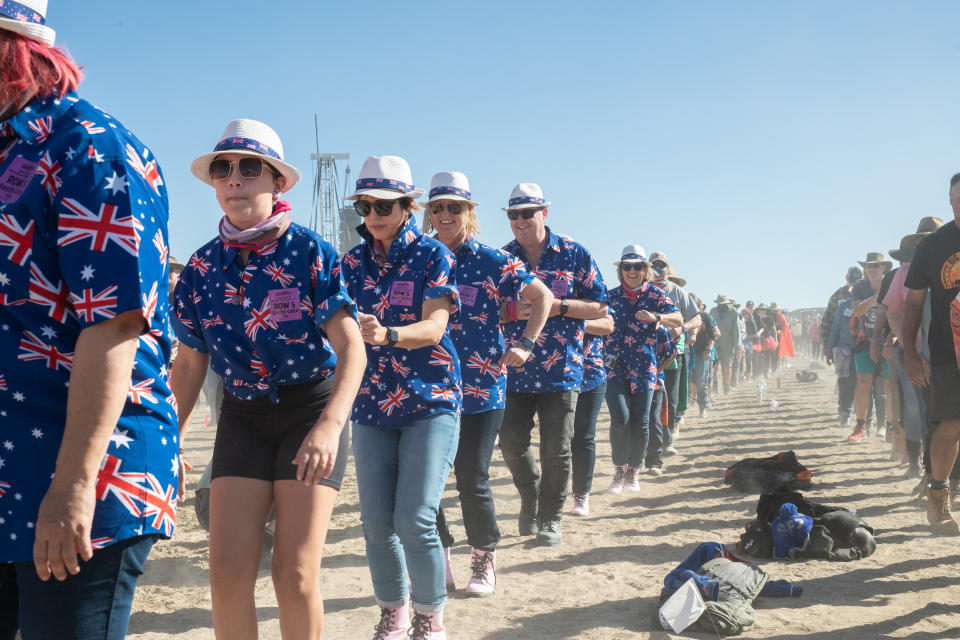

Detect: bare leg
209,477,274,640
854,373,873,422
931,420,960,482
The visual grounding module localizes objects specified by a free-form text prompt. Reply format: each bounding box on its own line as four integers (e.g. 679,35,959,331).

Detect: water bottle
758,381,766,403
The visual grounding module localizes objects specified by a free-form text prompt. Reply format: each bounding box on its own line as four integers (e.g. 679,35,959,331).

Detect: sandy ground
128,358,960,639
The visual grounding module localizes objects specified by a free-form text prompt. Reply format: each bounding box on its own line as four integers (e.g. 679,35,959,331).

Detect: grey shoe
664,445,678,456
535,520,562,547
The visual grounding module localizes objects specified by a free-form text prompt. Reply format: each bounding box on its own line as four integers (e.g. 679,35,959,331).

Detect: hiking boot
608,465,626,494
443,546,455,591
570,493,589,517
926,486,960,535
647,466,663,477
664,445,678,456
626,467,642,492
535,520,562,547
372,603,410,640
846,424,866,442
518,493,537,536
464,548,496,598
408,609,446,640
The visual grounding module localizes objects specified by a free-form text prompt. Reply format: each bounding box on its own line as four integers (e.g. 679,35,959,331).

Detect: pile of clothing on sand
724,451,813,493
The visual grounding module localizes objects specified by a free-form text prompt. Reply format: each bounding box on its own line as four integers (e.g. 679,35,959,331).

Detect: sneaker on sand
408,610,446,640
570,493,590,517
625,467,642,492
927,486,960,536
647,467,663,477
699,408,708,419
465,548,496,598
608,465,626,494
664,445,678,456
846,425,866,443
372,603,410,640
535,520,562,547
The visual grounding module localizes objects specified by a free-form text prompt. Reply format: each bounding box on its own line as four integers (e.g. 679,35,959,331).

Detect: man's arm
549,298,608,320
585,315,615,336
851,293,877,318
33,310,144,581
902,288,930,387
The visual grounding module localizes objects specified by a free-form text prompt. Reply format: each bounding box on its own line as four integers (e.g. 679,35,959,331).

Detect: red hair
0,31,83,108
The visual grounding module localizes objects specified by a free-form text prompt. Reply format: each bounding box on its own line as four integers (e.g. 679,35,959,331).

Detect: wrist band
509,300,518,322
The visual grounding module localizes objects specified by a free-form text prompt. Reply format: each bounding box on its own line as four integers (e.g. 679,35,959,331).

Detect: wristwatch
559,298,569,317
519,336,536,351
385,327,399,347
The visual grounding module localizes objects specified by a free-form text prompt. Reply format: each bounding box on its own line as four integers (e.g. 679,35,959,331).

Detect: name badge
551,278,569,297
267,288,301,322
458,285,478,307
0,156,38,203
390,281,414,306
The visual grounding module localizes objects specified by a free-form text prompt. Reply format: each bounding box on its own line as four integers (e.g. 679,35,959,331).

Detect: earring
272,189,279,202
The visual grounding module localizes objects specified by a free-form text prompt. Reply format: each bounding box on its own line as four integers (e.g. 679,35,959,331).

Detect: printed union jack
95,455,149,519
281,332,308,344
373,294,390,319
469,312,488,325
141,281,160,322
0,213,35,266
243,298,277,340
18,330,74,371
70,285,119,323
542,349,563,371
28,263,74,323
0,374,6,391
552,269,575,283
255,239,278,256
553,330,567,345
91,537,116,550
201,315,224,329
427,273,448,288
141,472,177,535
36,151,63,200
27,116,53,143
152,230,168,267
342,252,360,269
128,378,158,405
250,357,269,378
363,275,378,291
224,282,239,303
59,198,143,256
125,143,163,195
463,383,491,400
579,266,598,289
241,266,256,283
467,351,503,379
378,384,410,416
430,385,456,400
390,356,411,377
500,256,526,281
300,297,314,317
309,255,323,285
264,261,294,286
429,345,455,372
0,481,10,498
400,312,418,321
79,120,106,135
188,254,212,277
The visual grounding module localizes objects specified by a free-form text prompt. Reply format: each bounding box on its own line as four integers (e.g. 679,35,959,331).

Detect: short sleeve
310,239,358,328
675,286,698,320
882,268,908,312
905,241,932,291
56,153,168,331
170,264,208,353
656,291,678,316
496,252,536,300
574,250,607,303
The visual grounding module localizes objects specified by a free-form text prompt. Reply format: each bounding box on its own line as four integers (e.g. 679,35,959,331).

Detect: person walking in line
710,295,742,394
498,183,608,548
422,171,553,597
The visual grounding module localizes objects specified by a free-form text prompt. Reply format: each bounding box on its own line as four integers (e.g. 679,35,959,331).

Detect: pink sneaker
443,546,455,591
608,465,627,494
570,493,590,517
626,467,642,492
465,548,496,597
409,609,446,640
372,603,409,640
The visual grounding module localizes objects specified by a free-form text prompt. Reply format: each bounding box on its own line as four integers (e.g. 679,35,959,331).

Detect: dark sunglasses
506,207,542,221
429,202,463,215
621,263,647,272
209,157,272,181
651,260,667,269
354,199,398,217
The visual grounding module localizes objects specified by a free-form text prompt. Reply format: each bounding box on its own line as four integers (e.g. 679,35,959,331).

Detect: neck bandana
219,200,291,250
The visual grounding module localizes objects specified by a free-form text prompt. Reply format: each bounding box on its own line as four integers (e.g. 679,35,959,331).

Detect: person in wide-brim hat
890,216,945,262
666,266,686,288
347,155,425,201
502,182,551,211
857,251,892,269
190,119,302,190
0,0,56,47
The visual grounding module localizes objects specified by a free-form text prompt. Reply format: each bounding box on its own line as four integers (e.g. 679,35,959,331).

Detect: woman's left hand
292,420,342,485
358,312,388,345
635,309,659,324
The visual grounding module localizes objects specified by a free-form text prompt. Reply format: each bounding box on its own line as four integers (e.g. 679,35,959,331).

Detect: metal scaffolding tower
310,152,356,254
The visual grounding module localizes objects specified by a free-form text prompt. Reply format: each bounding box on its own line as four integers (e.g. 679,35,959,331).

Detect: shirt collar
1,92,78,146
457,234,480,256
358,215,422,264
507,226,561,262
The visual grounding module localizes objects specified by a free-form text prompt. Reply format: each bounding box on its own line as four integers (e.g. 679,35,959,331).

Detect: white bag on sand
658,578,706,633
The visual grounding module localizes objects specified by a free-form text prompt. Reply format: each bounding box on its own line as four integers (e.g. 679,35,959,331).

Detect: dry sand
128,358,960,639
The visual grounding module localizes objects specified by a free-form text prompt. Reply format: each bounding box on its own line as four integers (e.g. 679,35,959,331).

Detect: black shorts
211,377,348,489
930,365,960,423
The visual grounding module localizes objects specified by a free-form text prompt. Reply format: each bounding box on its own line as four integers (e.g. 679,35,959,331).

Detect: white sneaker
665,445,678,456
647,467,663,477
571,493,590,517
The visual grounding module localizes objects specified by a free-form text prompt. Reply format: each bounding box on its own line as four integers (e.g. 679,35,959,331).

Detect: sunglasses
354,199,399,218
506,207,542,221
429,202,463,215
621,263,647,272
651,261,668,269
209,157,273,181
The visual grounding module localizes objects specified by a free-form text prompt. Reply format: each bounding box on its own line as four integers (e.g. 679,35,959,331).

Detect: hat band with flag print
0,0,46,25
356,177,415,193
509,196,545,206
213,137,281,160
429,185,472,199
621,253,645,261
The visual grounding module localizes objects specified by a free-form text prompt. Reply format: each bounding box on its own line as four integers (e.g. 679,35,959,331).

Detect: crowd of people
2,7,960,640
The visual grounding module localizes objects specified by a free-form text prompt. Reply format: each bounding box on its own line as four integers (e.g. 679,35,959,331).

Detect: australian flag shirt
0,93,176,561
342,216,462,429
605,283,678,392
501,228,607,393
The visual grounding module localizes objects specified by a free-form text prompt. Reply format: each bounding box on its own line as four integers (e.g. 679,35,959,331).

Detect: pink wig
0,31,83,108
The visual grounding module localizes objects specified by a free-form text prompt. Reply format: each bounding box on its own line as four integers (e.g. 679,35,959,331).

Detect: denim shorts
854,349,889,378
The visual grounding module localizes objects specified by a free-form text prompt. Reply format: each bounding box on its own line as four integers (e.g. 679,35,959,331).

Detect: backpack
694,557,768,635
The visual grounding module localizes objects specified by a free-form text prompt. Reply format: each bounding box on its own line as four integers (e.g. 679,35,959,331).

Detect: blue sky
52,1,960,309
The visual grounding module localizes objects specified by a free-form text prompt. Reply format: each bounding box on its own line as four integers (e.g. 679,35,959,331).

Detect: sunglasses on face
354,199,398,218
506,207,542,221
621,263,647,272
429,202,463,215
209,157,272,181
651,261,667,269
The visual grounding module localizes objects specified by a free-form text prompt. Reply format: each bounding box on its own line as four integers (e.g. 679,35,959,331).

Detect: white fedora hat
613,244,649,267
502,183,551,211
190,119,302,191
0,0,55,47
346,155,425,201
424,171,478,205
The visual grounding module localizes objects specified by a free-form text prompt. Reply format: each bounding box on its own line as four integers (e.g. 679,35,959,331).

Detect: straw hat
0,0,55,47
714,294,731,305
890,217,945,261
346,155,424,201
190,119,301,191
613,245,649,267
424,171,478,205
502,183,551,211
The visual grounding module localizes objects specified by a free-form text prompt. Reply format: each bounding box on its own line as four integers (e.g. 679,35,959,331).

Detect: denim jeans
0,535,156,640
451,409,504,551
499,391,578,523
571,382,607,495
353,412,459,612
647,386,665,469
662,366,681,449
606,379,654,468
896,351,926,443
693,356,712,410
837,368,857,422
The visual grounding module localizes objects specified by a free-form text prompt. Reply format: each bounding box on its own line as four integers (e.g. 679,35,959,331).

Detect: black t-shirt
851,278,881,341
905,222,960,367
694,311,716,355
877,267,898,308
